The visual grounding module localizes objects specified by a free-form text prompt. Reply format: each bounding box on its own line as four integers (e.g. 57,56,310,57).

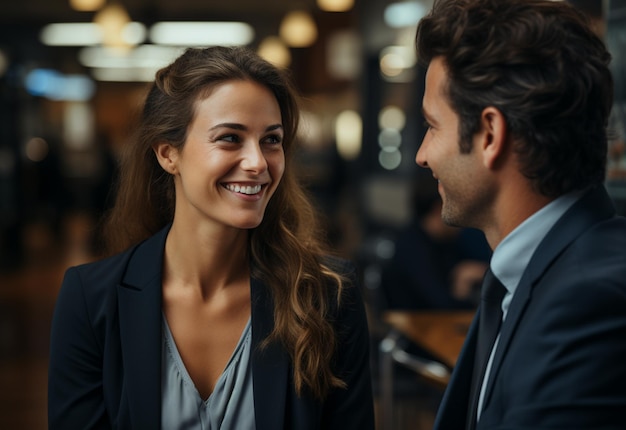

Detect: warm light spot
335,110,362,160
379,106,406,131
257,37,291,68
24,138,49,162
69,0,105,11
280,11,318,48
94,3,133,49
317,0,354,12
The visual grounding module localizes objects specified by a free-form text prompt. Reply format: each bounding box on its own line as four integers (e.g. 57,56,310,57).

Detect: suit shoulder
542,215,626,306
569,215,626,268
67,246,136,281
60,245,138,304
322,255,359,287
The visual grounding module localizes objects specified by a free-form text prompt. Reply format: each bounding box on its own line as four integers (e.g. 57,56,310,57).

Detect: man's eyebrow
421,107,436,124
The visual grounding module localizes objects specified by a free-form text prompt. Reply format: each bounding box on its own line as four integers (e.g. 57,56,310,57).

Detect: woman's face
166,79,285,231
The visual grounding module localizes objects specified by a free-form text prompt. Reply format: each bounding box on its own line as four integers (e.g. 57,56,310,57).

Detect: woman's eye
264,134,283,145
219,134,240,143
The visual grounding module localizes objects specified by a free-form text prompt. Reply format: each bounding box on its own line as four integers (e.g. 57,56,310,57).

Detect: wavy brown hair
102,46,345,399
416,0,613,197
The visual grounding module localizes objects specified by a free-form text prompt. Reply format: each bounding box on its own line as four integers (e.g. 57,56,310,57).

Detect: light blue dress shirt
476,189,584,422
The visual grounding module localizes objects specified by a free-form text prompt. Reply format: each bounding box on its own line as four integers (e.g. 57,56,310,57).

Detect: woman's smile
222,182,267,200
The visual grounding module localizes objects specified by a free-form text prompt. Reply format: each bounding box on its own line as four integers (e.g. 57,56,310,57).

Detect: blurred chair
378,329,450,430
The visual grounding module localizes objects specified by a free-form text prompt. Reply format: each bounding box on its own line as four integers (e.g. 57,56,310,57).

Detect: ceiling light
379,45,416,77
94,3,133,49
379,147,402,170
79,45,185,81
384,2,428,28
257,37,291,68
69,0,105,12
379,105,406,131
149,22,254,46
326,30,361,80
279,11,318,48
24,69,96,101
91,67,159,82
40,22,146,46
40,23,102,46
317,0,354,12
79,45,183,69
335,110,362,160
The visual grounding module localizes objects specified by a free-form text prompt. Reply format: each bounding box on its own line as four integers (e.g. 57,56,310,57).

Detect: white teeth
226,184,262,195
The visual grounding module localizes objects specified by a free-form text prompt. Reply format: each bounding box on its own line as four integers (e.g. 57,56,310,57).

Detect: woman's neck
162,219,250,299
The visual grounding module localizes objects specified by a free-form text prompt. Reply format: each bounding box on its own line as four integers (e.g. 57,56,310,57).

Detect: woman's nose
241,142,268,173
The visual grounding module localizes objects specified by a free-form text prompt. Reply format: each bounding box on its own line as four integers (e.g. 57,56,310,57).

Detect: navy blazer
48,226,375,429
434,185,626,430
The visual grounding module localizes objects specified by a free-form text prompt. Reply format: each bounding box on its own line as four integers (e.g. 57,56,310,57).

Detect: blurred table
377,310,475,429
382,310,475,368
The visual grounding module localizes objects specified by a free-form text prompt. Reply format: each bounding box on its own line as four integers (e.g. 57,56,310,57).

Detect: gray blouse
161,315,255,430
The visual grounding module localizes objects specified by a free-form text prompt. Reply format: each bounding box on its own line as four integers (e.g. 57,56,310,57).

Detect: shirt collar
490,189,585,297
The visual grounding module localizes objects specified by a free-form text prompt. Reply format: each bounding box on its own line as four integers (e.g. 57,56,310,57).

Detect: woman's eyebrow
208,123,283,132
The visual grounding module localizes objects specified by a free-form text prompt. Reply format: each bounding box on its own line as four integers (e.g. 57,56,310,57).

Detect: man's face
416,56,494,229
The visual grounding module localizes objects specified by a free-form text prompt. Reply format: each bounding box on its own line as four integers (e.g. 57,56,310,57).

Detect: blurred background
0,0,625,428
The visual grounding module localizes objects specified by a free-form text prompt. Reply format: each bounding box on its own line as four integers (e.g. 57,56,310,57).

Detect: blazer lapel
251,276,289,430
481,186,617,409
117,225,170,429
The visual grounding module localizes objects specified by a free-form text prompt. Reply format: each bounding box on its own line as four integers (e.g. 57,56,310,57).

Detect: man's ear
477,106,508,169
153,142,178,174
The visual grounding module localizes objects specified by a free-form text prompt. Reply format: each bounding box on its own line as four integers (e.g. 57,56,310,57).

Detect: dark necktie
467,268,506,430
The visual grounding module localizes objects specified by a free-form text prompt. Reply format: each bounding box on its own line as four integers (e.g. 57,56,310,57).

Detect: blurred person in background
380,171,490,311
48,46,374,430
414,0,626,429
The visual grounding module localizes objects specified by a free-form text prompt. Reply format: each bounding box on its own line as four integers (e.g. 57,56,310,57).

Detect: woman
48,46,374,429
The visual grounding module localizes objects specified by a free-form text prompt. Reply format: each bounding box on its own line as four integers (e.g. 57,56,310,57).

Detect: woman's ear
153,142,178,174
477,106,508,170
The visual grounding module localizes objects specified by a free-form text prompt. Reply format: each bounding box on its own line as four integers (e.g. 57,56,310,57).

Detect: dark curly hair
415,0,613,197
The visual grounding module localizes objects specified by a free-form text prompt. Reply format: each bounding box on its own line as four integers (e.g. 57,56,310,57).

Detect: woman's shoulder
66,245,136,283
322,255,357,279
58,246,137,309
63,225,169,294
320,255,365,313
51,246,140,343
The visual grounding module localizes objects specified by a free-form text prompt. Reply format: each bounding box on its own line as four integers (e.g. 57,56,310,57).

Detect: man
414,0,626,429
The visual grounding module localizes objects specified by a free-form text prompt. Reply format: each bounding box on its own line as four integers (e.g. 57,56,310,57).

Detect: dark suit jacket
434,185,626,430
48,226,375,429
